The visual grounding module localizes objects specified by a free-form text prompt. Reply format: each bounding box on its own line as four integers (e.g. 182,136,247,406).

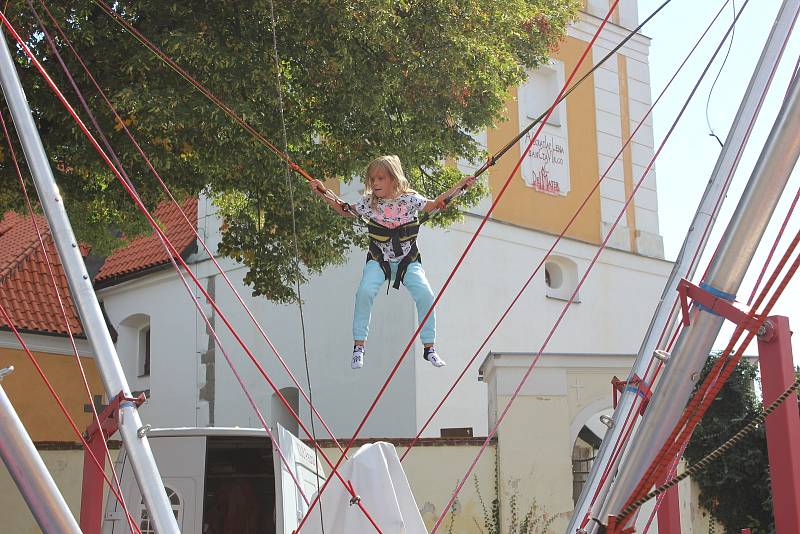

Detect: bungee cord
293,2,624,531
33,0,349,457
400,0,734,464
426,0,756,529
705,1,737,147
22,0,315,507
579,8,797,528
0,300,143,534
0,13,385,530
0,110,139,534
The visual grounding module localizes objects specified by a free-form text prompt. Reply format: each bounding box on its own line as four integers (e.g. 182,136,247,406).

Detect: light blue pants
353,260,436,344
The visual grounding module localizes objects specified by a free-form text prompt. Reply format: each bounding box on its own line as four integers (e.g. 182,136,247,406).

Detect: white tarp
303,441,427,534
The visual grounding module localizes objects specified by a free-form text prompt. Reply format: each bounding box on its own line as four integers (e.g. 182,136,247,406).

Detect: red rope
746,185,800,305
0,301,141,533
579,0,790,521
0,15,383,531
291,2,623,532
620,226,800,525
89,0,350,212
426,1,760,527
33,0,347,457
400,0,731,464
22,2,313,505
0,110,138,534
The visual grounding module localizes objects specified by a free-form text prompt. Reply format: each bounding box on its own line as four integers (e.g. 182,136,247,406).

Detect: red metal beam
757,316,800,534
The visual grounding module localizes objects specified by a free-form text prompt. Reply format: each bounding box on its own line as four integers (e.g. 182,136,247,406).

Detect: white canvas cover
303,441,427,534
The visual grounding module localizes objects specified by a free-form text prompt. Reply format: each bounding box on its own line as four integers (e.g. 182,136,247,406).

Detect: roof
0,198,198,337
94,197,198,284
0,211,84,336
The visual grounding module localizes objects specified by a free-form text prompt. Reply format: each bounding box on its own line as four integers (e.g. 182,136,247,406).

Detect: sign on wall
518,61,571,197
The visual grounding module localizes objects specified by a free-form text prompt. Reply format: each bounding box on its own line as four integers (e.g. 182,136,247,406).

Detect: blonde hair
364,155,415,208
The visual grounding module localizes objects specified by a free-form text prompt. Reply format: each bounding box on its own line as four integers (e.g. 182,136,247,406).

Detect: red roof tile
0,212,84,336
0,198,198,336
94,197,198,284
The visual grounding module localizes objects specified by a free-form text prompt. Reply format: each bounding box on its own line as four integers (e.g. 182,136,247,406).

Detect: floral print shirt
355,192,428,261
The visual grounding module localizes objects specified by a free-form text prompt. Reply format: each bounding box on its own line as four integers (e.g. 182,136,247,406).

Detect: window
138,326,151,377
544,256,580,302
140,486,181,533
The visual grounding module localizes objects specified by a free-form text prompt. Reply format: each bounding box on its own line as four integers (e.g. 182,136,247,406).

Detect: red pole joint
80,391,147,534
676,279,761,333
611,375,652,414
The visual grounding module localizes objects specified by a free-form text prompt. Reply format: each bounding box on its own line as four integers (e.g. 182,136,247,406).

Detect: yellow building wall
322,444,497,533
487,36,602,244
0,347,105,442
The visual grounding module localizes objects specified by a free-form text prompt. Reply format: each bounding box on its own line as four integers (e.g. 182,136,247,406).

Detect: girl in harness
309,155,476,369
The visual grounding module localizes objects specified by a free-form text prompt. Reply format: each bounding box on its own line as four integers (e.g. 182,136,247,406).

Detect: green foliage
684,355,773,533
469,474,556,534
2,0,578,301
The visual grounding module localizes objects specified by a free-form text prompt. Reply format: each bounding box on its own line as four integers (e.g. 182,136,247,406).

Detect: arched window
139,486,182,533
119,314,151,382
544,256,580,302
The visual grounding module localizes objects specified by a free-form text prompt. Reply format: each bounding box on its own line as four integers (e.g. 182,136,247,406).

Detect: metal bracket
611,375,652,415
84,391,147,443
677,278,762,333
0,366,13,381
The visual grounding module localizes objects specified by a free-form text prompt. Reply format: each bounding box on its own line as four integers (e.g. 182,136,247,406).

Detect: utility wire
267,1,326,532
705,1,737,147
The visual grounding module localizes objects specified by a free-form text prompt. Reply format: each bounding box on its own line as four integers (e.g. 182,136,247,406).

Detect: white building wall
99,201,671,441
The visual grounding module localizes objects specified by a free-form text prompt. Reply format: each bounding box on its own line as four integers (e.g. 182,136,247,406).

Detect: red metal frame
757,316,800,534
79,391,146,534
676,279,762,333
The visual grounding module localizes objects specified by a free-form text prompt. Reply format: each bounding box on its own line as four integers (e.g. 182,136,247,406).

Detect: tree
1,0,578,301
685,355,773,533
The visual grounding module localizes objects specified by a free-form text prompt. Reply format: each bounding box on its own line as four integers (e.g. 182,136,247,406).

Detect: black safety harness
366,219,421,291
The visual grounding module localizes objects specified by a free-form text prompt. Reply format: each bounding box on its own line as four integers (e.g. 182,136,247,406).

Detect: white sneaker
424,348,446,368
351,346,364,369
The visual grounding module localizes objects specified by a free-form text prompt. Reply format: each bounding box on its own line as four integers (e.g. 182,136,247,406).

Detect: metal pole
0,31,180,534
0,367,82,534
599,50,800,527
757,316,800,534
567,1,800,530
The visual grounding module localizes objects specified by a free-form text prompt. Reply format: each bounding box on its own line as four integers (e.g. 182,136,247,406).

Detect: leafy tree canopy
2,0,578,301
685,355,773,533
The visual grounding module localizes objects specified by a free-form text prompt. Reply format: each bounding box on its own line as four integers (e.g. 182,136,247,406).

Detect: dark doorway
202,436,276,534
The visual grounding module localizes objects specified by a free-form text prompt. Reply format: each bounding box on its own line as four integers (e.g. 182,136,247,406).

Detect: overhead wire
34,0,349,457
0,12,385,531
425,0,756,529
705,1,737,147
266,0,326,531
292,2,624,531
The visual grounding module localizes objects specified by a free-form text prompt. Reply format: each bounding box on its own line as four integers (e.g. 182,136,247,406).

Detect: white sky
639,0,800,366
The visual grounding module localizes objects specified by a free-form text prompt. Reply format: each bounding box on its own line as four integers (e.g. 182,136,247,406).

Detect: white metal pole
598,48,800,528
0,30,179,534
567,2,800,530
0,367,82,534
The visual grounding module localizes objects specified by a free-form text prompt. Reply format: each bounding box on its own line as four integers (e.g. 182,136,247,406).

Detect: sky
637,0,800,366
